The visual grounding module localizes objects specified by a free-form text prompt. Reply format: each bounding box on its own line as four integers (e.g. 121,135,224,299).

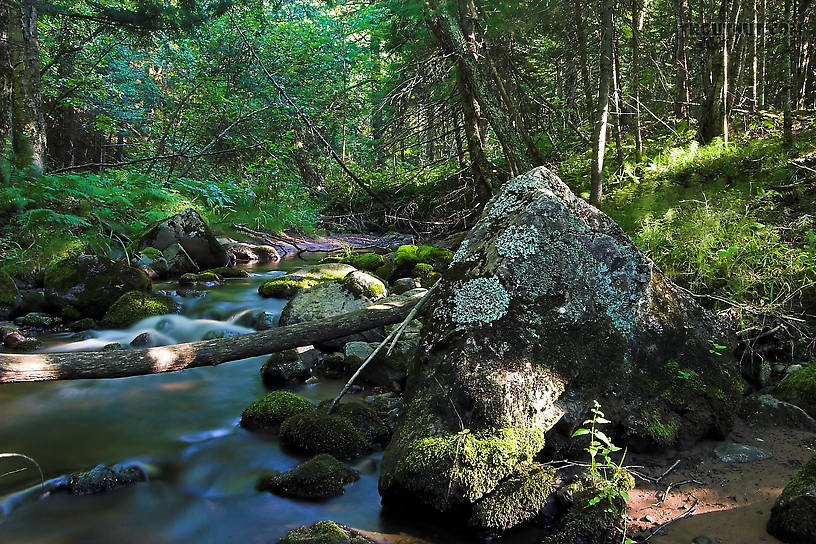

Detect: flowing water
0,256,469,544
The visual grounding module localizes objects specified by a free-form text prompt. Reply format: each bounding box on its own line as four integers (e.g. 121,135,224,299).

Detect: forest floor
627,418,815,543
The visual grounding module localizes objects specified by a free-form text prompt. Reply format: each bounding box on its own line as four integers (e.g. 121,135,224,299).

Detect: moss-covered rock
412,263,435,282
390,278,417,295
0,269,19,307
131,208,229,270
101,291,176,327
180,271,221,285
258,277,319,298
416,245,454,269
775,364,816,419
20,312,60,328
140,247,163,260
390,245,453,280
340,252,384,272
257,454,360,500
240,391,315,431
44,255,151,319
279,411,372,460
380,167,739,526
278,521,370,544
542,469,634,544
57,464,148,496
253,245,279,261
261,350,310,386
317,400,391,446
767,454,816,543
469,462,559,532
341,271,387,300
205,267,251,279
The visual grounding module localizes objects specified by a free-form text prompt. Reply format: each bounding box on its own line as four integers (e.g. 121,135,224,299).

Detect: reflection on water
0,254,474,543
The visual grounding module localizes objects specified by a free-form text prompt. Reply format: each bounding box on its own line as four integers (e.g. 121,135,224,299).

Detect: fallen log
0,294,425,384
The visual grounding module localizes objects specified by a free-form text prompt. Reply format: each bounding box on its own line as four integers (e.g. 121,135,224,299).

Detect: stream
0,255,470,544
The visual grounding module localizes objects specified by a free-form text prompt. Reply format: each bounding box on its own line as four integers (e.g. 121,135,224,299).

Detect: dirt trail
626,419,815,543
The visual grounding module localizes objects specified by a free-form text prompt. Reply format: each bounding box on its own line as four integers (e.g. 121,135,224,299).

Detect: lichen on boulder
101,291,177,327
379,167,739,528
240,391,315,431
257,454,360,500
767,454,816,543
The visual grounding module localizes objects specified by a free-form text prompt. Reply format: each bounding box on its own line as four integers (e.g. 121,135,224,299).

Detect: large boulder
133,208,228,270
101,291,177,327
44,255,151,319
379,167,740,525
278,270,385,350
767,454,816,543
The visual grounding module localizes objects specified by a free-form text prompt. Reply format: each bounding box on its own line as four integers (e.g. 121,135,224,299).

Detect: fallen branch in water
0,294,426,384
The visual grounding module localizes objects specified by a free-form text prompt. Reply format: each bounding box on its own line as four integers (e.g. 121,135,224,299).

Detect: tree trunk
632,0,647,162
427,4,534,176
759,0,766,107
612,29,625,166
698,2,728,144
784,0,794,146
457,67,496,203
674,0,691,119
573,0,594,116
590,0,614,207
8,0,47,172
752,0,759,108
0,293,426,384
0,2,12,183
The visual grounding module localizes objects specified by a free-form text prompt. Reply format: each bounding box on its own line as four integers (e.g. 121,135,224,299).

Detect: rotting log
0,293,425,384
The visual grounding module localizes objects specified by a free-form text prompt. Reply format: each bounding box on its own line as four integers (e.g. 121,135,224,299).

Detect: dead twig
641,499,698,542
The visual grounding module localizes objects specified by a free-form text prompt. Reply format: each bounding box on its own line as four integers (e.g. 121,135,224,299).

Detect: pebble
305,376,319,385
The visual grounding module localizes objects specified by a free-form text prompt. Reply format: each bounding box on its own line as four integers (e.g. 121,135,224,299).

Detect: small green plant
708,339,726,356
571,401,633,543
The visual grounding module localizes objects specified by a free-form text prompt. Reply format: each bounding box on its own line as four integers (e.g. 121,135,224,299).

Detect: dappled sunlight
146,345,196,373
0,354,62,382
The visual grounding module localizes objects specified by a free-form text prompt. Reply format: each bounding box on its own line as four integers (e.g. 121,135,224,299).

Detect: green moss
374,261,396,281
341,271,386,299
412,263,434,280
393,245,419,270
776,364,816,417
257,454,360,500
180,271,221,285
420,271,441,288
205,267,251,278
389,427,546,510
470,462,558,532
317,400,391,445
253,246,278,259
240,391,315,431
279,411,372,460
341,253,384,272
140,247,163,260
258,277,318,298
101,291,176,327
646,410,680,447
416,245,454,268
0,269,18,306
278,521,370,544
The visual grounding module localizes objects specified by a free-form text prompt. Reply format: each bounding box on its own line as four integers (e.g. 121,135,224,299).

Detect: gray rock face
714,442,772,463
390,277,417,295
136,208,228,270
261,349,310,386
162,243,199,276
279,280,383,350
343,340,415,388
379,167,740,523
741,394,816,432
767,454,816,543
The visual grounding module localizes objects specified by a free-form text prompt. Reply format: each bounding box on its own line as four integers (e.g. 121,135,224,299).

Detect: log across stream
0,258,487,543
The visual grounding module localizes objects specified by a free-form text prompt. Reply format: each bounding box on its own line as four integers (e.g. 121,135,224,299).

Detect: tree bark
631,0,646,163
590,0,614,207
573,0,594,116
698,1,728,144
8,0,47,172
0,294,426,384
674,0,691,119
784,0,794,146
457,67,496,203
0,2,12,183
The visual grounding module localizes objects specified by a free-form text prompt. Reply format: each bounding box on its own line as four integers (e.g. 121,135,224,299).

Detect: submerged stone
379,167,739,527
56,464,147,496
257,454,360,500
261,350,310,386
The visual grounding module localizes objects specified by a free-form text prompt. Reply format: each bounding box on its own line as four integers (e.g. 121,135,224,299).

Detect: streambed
0,256,465,543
